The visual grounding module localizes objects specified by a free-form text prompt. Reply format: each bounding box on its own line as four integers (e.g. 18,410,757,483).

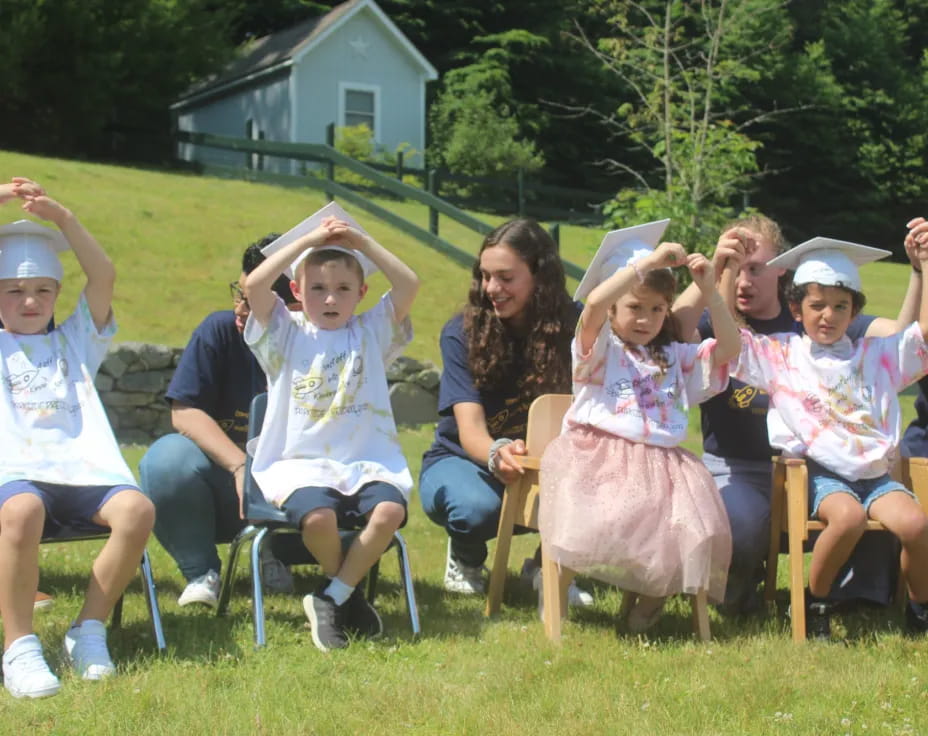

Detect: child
539,221,739,632
244,201,419,651
0,178,154,698
732,237,928,634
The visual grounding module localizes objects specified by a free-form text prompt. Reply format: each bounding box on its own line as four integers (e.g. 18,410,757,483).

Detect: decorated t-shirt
565,322,730,448
244,293,413,505
0,293,135,487
732,323,928,480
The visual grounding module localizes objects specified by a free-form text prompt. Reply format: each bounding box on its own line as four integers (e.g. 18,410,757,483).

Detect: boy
732,237,928,635
244,202,418,651
0,178,154,697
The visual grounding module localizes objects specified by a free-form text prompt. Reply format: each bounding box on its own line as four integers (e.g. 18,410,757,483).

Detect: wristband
487,438,515,477
230,462,245,475
631,261,645,283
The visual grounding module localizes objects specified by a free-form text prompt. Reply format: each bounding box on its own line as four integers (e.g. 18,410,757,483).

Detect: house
171,0,437,173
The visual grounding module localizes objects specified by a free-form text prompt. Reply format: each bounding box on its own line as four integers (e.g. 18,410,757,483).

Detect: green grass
2,151,928,733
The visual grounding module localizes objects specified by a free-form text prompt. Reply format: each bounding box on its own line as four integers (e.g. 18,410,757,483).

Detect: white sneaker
443,540,487,595
62,620,115,680
260,548,294,594
531,566,594,607
3,635,60,698
178,569,221,608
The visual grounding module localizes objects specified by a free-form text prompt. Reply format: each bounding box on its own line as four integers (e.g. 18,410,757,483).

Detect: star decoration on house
349,36,369,59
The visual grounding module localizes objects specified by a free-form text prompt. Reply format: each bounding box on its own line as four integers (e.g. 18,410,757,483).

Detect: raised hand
687,252,717,292
649,241,688,269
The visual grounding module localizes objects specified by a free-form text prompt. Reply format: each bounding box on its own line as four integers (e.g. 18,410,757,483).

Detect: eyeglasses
229,282,249,308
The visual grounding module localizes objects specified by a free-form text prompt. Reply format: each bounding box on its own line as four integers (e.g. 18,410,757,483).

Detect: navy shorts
282,482,407,530
0,480,140,537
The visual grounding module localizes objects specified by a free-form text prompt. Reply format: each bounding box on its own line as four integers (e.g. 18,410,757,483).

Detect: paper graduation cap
260,201,377,280
0,220,69,282
767,236,891,293
573,219,670,301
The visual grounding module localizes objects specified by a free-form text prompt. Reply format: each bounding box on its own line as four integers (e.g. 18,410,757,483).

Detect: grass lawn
1,150,927,733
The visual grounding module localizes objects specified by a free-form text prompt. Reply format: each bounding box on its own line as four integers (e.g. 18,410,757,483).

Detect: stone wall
97,343,440,445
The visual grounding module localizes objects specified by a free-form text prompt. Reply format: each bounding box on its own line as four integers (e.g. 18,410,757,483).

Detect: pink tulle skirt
539,425,732,602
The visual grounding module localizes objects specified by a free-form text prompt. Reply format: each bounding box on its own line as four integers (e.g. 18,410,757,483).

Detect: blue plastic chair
215,393,420,647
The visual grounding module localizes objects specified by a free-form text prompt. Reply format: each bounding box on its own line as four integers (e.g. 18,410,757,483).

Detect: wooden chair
764,455,928,642
484,393,572,617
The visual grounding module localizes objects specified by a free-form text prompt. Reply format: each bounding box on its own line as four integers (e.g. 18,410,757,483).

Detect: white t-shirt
733,324,928,480
0,294,135,487
244,294,413,506
565,322,729,447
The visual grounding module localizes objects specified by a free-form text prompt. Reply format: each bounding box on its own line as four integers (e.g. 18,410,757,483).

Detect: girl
419,219,592,606
539,236,740,632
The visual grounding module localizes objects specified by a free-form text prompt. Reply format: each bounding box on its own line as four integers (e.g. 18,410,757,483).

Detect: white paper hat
0,220,69,282
766,236,891,293
261,201,377,280
573,219,670,301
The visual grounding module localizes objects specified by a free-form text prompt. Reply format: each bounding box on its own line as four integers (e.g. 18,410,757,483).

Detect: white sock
324,577,354,606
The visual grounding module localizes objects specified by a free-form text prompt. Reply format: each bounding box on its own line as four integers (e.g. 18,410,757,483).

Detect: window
340,85,378,137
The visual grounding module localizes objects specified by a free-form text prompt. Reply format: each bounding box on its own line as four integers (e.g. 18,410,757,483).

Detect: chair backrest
243,392,289,524
524,393,572,456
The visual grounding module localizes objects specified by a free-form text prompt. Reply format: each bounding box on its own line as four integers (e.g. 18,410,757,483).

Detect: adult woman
419,219,590,604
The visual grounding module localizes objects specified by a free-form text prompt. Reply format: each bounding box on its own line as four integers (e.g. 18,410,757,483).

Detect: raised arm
244,223,331,325
579,242,687,354
688,253,741,369
327,223,419,322
17,186,115,331
864,219,925,337
913,222,928,340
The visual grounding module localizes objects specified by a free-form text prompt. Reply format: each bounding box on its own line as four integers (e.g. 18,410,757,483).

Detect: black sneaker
906,599,928,634
787,590,831,640
303,591,348,651
344,587,383,638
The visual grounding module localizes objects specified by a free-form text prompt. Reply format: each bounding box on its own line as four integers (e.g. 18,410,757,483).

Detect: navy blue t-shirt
698,304,876,461
902,376,928,457
165,310,265,448
421,305,581,472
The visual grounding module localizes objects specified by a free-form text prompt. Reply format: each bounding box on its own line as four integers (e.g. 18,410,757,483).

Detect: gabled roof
172,0,437,110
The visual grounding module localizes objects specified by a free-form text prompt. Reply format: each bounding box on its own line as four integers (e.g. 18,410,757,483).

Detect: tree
569,0,803,246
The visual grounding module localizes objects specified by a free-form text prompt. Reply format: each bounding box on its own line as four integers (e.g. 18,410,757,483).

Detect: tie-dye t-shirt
244,293,413,506
564,322,730,448
0,294,135,487
733,323,928,480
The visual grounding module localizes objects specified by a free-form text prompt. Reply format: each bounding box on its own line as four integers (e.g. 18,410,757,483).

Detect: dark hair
242,233,295,303
463,218,576,400
613,268,683,375
785,281,866,315
302,248,365,283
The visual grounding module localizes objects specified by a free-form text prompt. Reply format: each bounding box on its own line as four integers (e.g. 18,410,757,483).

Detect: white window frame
337,82,380,141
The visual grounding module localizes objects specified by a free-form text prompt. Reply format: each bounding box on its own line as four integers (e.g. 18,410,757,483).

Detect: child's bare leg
300,508,343,577
868,492,928,601
809,493,867,597
0,495,44,648
77,491,154,624
337,502,405,586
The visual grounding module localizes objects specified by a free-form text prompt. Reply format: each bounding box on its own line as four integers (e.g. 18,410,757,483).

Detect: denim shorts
808,459,914,519
0,480,140,537
282,482,407,530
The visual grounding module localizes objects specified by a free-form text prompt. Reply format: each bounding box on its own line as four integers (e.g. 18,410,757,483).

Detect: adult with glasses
139,235,298,608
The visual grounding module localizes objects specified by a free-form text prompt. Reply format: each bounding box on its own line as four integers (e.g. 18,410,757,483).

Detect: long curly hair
611,268,683,375
462,219,576,400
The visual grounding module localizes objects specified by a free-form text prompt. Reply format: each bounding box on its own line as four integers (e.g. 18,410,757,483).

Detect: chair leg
140,549,167,651
217,525,258,616
541,544,570,642
691,589,710,641
785,463,809,643
111,595,124,630
366,560,381,604
485,479,522,617
250,528,270,648
392,532,420,637
765,462,786,603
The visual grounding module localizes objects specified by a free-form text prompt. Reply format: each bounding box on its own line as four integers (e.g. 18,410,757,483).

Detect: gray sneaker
443,540,486,595
260,549,294,594
344,587,383,638
303,590,349,652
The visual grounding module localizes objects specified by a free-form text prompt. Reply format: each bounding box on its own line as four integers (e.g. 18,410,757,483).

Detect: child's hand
647,242,687,270
906,217,928,268
20,194,71,228
322,216,369,252
687,253,716,291
11,177,46,199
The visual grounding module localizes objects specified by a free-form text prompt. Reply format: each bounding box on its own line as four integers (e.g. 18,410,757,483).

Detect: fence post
517,169,525,217
325,123,336,202
395,151,404,181
549,223,560,251
427,169,439,237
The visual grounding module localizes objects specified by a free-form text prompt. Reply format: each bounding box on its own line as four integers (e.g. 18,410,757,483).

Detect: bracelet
487,438,515,477
230,462,245,475
631,261,645,283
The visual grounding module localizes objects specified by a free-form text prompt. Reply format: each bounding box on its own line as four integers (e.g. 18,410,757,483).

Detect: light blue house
172,0,437,172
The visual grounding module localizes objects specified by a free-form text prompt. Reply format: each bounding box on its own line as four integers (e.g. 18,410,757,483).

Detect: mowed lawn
1,150,927,734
